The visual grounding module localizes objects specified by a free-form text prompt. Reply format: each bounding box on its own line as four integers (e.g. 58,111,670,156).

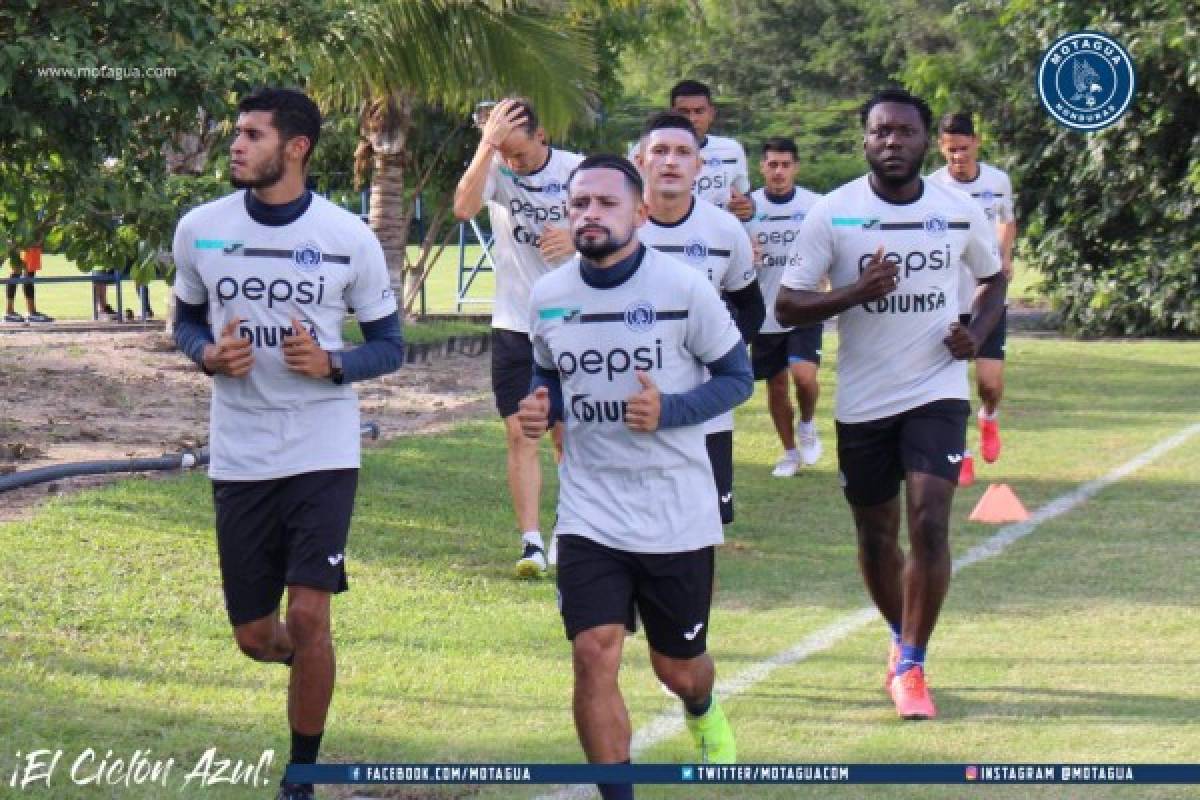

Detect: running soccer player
776,88,1006,720
454,97,584,577
634,111,764,524
520,154,752,798
929,111,1017,485
744,137,824,476
669,80,753,221
171,88,404,800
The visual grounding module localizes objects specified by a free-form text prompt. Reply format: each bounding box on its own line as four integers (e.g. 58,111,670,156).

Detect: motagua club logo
1038,31,1136,132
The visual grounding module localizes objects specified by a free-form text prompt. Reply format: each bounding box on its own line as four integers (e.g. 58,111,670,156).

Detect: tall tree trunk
368,150,410,292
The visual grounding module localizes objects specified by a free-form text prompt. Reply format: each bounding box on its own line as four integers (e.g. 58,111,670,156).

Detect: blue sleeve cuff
172,298,214,368
341,312,404,382
531,364,564,424
658,341,753,429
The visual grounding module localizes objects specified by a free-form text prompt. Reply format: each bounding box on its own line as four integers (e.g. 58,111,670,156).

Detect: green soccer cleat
685,697,737,764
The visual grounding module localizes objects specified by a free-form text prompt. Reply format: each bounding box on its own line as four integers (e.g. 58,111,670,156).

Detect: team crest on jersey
683,238,709,263
980,189,995,203
705,156,723,168
923,214,949,236
542,180,565,197
792,210,807,221
293,241,323,272
624,301,656,332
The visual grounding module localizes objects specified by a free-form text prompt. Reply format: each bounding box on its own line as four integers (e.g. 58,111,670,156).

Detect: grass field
3,335,1196,800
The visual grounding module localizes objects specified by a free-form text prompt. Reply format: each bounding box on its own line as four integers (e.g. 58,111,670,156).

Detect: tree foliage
906,0,1199,336
0,0,341,280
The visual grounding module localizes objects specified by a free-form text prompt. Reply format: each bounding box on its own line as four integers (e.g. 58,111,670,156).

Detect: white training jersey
744,186,823,333
928,162,1015,311
639,198,755,433
482,147,585,333
781,175,1001,423
627,133,750,210
173,191,398,480
696,134,751,210
530,247,743,553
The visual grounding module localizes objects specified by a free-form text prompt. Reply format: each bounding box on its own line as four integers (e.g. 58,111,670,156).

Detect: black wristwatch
328,350,345,385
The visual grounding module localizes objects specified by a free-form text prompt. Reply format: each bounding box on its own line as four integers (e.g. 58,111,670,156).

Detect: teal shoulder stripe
538,307,581,320
832,217,875,227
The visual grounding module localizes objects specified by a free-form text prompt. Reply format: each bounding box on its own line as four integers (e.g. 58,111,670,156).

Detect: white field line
531,421,1200,800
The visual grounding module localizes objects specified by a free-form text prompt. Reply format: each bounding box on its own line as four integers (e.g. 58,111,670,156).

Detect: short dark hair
568,153,644,198
938,111,976,137
505,96,540,136
237,88,322,162
640,111,698,142
669,79,713,105
860,87,933,133
761,137,798,158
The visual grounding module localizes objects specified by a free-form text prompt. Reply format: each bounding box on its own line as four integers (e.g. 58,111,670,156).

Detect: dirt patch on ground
0,326,492,521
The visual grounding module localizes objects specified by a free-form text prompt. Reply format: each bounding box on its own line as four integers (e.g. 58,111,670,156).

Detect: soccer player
634,111,764,524
929,111,1017,484
519,154,752,798
171,88,404,800
454,98,584,578
744,137,824,476
776,88,1006,720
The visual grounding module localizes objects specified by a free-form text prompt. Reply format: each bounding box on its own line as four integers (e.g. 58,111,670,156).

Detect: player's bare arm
453,98,529,220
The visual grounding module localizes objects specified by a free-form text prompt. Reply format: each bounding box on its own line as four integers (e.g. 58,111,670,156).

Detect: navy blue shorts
959,309,1007,361
751,325,823,380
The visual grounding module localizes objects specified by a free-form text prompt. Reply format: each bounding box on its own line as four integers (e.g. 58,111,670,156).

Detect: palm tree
314,0,598,311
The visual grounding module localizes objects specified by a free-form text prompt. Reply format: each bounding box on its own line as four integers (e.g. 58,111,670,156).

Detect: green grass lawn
2,337,1197,799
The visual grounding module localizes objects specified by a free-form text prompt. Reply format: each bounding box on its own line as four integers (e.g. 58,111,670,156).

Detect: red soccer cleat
885,641,901,689
958,453,975,487
890,665,937,720
980,417,1001,463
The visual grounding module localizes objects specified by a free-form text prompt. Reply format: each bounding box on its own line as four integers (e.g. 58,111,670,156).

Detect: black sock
290,729,323,765
684,694,712,717
597,759,634,800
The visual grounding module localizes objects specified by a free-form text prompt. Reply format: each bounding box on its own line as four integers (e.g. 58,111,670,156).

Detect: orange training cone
968,483,1030,524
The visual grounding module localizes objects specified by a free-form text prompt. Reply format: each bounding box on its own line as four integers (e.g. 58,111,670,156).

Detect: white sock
979,407,998,421
521,531,545,550
798,419,816,433
963,448,973,459
783,448,799,459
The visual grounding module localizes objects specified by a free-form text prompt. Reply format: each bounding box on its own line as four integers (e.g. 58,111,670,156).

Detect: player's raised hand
625,370,662,433
943,320,978,360
480,98,528,150
517,388,550,439
855,245,900,301
539,225,576,265
203,317,254,378
727,188,754,222
283,317,330,378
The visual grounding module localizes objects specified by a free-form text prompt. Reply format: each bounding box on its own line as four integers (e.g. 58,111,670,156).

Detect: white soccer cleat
772,453,801,478
515,544,547,578
798,426,823,466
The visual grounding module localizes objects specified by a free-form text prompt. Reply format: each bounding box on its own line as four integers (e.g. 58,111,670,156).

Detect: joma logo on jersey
859,247,951,278
557,340,663,382
624,302,656,332
216,275,327,308
509,198,566,223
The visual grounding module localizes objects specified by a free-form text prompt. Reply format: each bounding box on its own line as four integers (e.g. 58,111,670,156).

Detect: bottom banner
286,763,1200,785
